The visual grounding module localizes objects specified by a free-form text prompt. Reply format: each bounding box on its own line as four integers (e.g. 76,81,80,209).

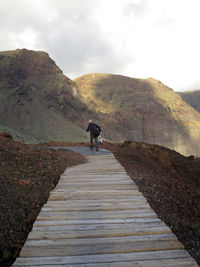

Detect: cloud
123,0,148,18
0,0,200,91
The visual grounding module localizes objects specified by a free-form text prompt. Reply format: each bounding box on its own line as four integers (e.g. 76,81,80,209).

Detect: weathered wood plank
20,239,184,257
31,221,167,232
28,227,171,240
37,209,155,221
33,217,164,227
13,250,194,265
49,190,142,201
59,177,131,182
25,233,178,246
19,257,195,267
44,201,147,209
45,197,146,205
41,204,149,212
58,181,135,186
54,184,138,190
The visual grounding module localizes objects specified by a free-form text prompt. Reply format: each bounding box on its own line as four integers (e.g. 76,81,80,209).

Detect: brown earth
0,136,200,266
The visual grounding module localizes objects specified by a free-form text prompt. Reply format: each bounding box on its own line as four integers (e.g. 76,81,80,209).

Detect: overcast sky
1,0,200,91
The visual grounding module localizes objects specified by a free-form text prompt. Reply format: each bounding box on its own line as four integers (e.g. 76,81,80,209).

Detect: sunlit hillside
1,49,200,156
0,49,89,143
75,73,200,156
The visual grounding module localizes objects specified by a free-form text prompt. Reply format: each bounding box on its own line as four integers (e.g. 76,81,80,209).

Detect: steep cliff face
74,73,200,155
0,49,88,142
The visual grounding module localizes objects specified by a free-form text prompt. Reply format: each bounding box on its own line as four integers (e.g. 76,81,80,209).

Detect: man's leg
90,135,93,150
95,136,99,151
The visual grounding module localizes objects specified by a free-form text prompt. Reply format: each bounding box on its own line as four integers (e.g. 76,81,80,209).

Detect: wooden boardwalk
13,148,198,266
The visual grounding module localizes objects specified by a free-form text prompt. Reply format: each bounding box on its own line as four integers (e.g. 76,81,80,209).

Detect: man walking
86,120,101,151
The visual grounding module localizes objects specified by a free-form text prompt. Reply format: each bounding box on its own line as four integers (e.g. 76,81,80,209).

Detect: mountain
1,49,200,156
0,49,89,143
74,73,200,156
178,90,200,113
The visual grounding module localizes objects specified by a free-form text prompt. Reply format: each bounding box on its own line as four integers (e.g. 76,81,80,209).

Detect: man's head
89,120,93,123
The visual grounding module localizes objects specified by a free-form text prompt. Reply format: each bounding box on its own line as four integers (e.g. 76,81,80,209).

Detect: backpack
92,124,100,137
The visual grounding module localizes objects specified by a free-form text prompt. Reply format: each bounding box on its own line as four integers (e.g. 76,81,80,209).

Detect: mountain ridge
0,49,89,143
1,49,200,155
74,73,200,155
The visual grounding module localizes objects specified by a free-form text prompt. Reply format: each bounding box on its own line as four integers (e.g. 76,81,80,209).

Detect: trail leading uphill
13,147,198,266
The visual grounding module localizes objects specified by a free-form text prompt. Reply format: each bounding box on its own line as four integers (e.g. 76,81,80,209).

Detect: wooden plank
43,201,148,208
33,218,162,226
50,189,141,194
28,227,171,240
48,196,143,201
25,233,178,246
39,209,154,215
41,205,150,212
63,174,123,177
45,198,148,203
58,181,135,185
49,191,142,201
66,167,124,171
54,184,138,190
43,201,148,207
59,176,130,181
37,210,156,221
65,170,126,174
43,198,148,206
60,181,133,185
20,240,184,257
37,213,156,221
32,221,167,232
45,198,145,205
23,258,197,266
59,181,134,185
13,250,194,265
65,173,131,177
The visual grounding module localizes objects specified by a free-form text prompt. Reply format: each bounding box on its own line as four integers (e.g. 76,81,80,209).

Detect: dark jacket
86,122,101,137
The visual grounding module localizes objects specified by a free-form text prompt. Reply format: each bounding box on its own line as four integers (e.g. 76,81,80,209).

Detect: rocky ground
0,136,200,266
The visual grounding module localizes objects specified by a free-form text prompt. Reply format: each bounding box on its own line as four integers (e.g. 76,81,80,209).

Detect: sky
1,0,200,91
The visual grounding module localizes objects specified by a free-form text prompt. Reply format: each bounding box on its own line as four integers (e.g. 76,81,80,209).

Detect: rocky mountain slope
178,90,200,113
75,74,200,156
1,49,200,156
0,49,89,143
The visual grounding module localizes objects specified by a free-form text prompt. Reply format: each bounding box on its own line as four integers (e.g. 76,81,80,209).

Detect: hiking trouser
90,135,99,151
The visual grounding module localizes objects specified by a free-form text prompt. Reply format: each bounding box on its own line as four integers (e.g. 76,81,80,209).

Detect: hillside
0,49,89,143
179,90,200,113
74,73,200,156
1,49,200,156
